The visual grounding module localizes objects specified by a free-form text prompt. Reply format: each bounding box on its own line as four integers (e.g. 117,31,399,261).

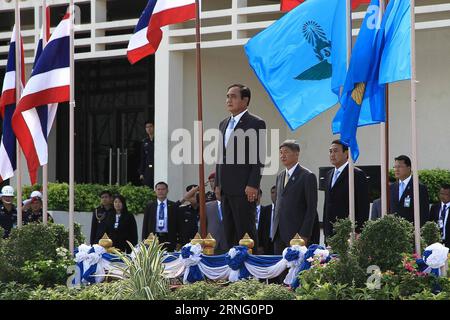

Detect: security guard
139,121,155,188
176,185,200,248
0,185,18,238
23,191,54,225
90,190,114,245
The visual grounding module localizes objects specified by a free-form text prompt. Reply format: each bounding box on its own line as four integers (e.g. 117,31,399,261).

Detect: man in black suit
271,140,320,255
215,84,266,249
142,182,198,252
323,140,369,242
90,190,114,245
389,155,429,227
258,186,276,255
429,184,450,247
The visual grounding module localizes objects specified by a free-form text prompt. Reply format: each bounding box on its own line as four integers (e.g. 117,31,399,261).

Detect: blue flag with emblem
332,0,411,161
332,0,386,161
244,0,346,130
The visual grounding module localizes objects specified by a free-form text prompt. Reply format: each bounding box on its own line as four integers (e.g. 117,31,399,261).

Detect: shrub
110,240,170,300
326,219,366,287
29,281,124,300
170,281,223,300
355,215,414,272
0,282,33,300
421,221,442,247
0,223,84,285
214,279,266,300
251,284,296,300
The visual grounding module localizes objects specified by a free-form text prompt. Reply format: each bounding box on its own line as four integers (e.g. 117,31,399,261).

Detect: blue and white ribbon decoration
416,243,449,277
74,244,110,284
291,244,330,289
282,245,308,286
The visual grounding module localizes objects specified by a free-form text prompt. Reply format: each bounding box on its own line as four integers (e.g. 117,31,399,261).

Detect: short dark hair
155,181,169,189
100,190,112,197
145,121,153,126
331,139,349,152
441,184,450,191
279,140,300,153
227,84,251,106
395,155,411,167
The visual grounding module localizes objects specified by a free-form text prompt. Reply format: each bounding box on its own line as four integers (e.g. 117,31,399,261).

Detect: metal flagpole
409,0,421,255
346,0,356,243
195,0,206,238
380,0,389,218
69,0,75,254
42,0,48,225
14,0,23,228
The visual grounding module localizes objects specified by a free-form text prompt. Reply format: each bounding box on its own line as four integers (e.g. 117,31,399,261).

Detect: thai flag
127,0,196,64
0,26,25,183
13,13,70,184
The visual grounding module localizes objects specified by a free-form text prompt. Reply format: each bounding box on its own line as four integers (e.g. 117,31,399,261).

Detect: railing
0,0,449,66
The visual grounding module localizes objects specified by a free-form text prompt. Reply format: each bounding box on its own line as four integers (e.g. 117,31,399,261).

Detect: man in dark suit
429,184,450,247
389,155,429,227
215,84,266,249
142,182,198,252
323,140,369,242
257,186,276,255
271,140,320,255
206,186,228,254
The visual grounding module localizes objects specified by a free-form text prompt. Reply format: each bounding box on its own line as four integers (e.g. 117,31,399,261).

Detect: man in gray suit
206,186,228,254
271,140,320,255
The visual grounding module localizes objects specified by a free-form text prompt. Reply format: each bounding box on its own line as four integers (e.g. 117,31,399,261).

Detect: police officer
176,184,200,249
90,190,114,245
139,121,155,188
23,191,54,224
0,185,18,238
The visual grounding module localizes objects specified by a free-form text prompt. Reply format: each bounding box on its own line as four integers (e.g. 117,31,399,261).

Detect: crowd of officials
1,84,449,256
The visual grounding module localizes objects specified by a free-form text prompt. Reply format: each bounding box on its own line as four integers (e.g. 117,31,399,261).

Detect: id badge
158,220,165,228
404,196,411,208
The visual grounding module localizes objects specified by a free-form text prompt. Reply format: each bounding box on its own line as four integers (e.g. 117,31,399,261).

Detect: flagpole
380,0,389,218
346,0,356,242
409,0,421,255
42,0,48,225
194,0,206,238
69,0,75,254
14,0,23,228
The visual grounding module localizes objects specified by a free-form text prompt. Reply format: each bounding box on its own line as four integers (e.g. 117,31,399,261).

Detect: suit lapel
400,179,413,203
233,110,250,131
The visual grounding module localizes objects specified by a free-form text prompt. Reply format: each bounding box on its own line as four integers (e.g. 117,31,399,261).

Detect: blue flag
244,0,346,130
332,0,386,162
379,0,411,84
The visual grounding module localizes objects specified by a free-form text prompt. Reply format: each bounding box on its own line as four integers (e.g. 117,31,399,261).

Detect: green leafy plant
214,279,266,300
0,223,84,285
421,221,442,247
251,284,296,300
355,215,414,272
109,240,170,300
170,281,223,300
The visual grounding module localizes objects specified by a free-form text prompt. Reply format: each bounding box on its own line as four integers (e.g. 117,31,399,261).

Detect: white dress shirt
224,109,247,146
155,198,168,233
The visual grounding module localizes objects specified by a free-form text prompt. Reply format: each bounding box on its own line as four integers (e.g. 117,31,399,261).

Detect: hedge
22,183,155,214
